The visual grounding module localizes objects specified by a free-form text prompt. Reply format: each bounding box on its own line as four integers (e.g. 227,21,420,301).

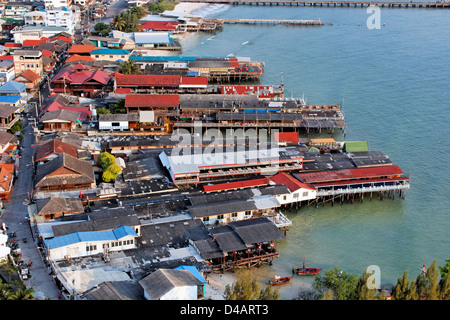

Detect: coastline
147,2,212,56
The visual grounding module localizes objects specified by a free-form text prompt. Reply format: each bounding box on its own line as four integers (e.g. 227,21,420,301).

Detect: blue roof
129,56,228,62
0,81,28,94
46,226,138,249
175,265,207,283
91,49,130,55
0,95,22,104
113,226,137,239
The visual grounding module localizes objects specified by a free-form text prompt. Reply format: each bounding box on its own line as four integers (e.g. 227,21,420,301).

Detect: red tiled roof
50,35,72,43
274,132,299,143
66,54,96,62
4,43,21,48
202,178,270,193
23,39,49,47
35,139,78,162
52,68,111,86
15,69,41,83
114,72,181,87
41,101,90,121
124,94,179,108
138,21,178,31
41,49,54,58
295,165,404,184
270,172,316,192
0,164,14,193
67,44,99,54
180,76,208,87
0,56,14,61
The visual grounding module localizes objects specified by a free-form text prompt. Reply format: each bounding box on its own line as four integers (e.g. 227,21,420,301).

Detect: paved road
0,119,60,300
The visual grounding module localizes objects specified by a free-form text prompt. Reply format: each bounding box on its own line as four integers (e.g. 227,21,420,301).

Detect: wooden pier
179,0,450,9
219,18,324,26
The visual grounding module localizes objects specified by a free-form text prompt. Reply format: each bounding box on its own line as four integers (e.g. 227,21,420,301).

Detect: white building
45,8,75,34
44,0,73,10
45,226,138,261
11,26,71,44
98,113,139,131
0,233,10,262
139,269,205,300
270,172,317,205
24,11,46,27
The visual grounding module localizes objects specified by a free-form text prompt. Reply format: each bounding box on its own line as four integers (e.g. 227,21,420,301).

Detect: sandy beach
144,2,211,56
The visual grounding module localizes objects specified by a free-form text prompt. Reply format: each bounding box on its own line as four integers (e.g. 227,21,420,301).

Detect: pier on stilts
179,0,450,9
218,19,324,26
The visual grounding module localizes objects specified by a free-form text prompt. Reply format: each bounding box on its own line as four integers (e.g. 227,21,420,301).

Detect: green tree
313,266,358,300
112,16,126,31
130,5,147,19
355,271,377,300
415,260,440,300
392,270,411,300
107,163,122,175
259,284,280,300
102,169,117,182
7,287,35,300
439,258,450,280
98,152,116,171
96,107,110,115
8,120,23,135
110,99,126,114
94,22,111,36
224,268,260,300
118,60,141,75
439,272,450,300
408,279,419,300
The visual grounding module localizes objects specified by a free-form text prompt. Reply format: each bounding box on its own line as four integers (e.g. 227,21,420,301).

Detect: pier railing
316,181,410,197
179,0,450,9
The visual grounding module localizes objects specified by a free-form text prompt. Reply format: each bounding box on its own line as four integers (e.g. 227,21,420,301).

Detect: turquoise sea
181,4,450,298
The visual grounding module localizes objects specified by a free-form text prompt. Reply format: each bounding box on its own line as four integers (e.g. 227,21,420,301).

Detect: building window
231,212,237,218
293,193,299,198
302,192,309,197
86,245,97,251
217,214,224,220
203,217,209,222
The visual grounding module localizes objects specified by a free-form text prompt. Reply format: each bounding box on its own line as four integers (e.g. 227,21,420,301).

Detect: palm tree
7,288,35,300
112,16,126,31
130,6,147,19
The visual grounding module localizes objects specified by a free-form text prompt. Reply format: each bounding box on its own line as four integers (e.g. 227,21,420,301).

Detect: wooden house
40,109,81,132
34,152,96,193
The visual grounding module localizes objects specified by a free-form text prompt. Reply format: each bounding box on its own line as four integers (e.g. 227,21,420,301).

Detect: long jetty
219,18,324,25
179,0,450,9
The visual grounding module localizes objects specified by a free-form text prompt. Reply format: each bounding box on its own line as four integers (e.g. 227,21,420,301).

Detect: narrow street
1,119,60,300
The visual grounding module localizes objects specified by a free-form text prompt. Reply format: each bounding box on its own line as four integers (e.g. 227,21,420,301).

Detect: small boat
293,257,322,276
268,275,292,286
295,267,322,275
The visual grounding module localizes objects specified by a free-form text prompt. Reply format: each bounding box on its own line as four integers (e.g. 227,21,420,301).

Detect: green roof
345,141,369,152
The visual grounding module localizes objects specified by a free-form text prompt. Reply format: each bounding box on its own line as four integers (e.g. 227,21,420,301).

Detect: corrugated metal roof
270,172,316,192
46,226,137,249
202,178,270,193
296,165,404,184
124,94,179,108
115,72,181,87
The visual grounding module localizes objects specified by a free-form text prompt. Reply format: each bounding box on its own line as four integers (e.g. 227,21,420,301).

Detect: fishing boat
294,258,322,276
268,275,292,286
295,267,322,275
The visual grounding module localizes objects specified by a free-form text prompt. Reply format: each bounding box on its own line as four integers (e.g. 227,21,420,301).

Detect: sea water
182,4,450,298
